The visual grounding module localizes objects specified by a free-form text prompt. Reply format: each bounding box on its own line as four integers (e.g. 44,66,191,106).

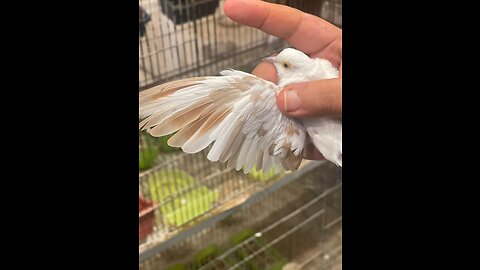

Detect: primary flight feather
139,48,342,173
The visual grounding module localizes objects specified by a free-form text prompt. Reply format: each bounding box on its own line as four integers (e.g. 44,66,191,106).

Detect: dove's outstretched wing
139,70,306,173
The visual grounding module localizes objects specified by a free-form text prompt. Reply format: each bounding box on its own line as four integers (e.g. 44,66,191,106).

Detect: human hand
224,0,342,160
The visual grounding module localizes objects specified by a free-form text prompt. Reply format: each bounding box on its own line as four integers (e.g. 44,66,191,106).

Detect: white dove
139,48,342,174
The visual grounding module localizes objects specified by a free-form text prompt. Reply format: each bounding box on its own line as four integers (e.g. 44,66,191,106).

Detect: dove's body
139,48,342,173
272,52,342,167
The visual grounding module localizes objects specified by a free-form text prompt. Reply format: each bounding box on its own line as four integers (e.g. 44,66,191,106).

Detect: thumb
276,78,342,118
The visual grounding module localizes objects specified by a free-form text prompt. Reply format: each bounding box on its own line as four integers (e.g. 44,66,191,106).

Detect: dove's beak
262,56,277,63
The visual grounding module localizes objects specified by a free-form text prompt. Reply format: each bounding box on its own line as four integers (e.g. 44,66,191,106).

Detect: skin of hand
224,0,342,160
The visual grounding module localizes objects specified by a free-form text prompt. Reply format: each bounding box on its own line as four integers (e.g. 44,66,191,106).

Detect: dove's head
263,48,313,87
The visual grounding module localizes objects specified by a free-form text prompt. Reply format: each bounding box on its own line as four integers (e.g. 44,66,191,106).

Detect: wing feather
139,70,306,173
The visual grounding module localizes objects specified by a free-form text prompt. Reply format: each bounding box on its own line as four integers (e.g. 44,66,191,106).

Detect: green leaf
147,169,196,202
139,146,158,170
160,186,219,227
248,165,278,182
194,244,220,268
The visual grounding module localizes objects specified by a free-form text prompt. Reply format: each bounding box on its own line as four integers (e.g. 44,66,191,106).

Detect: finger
224,0,342,66
276,78,342,118
251,61,279,84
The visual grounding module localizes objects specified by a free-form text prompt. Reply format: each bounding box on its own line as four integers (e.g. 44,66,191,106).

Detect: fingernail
284,90,301,112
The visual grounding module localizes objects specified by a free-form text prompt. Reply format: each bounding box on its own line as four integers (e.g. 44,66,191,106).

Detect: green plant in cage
158,133,180,153
161,186,219,227
231,228,256,246
166,263,187,270
139,130,158,171
192,245,248,270
194,244,220,269
230,229,287,270
248,165,278,182
139,131,180,171
139,145,158,171
206,257,243,270
147,169,219,227
147,169,197,202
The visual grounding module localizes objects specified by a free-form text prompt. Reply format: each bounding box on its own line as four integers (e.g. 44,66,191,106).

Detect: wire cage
139,0,342,90
139,0,342,269
139,161,342,270
139,141,285,248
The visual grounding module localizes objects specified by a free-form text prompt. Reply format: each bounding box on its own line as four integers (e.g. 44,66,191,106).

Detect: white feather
236,136,253,171
208,113,242,161
243,137,259,173
182,127,216,154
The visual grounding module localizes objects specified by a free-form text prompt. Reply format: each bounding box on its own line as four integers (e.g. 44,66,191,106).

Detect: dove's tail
304,118,342,167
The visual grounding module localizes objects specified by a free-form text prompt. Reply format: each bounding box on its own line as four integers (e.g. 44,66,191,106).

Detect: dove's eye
283,62,292,69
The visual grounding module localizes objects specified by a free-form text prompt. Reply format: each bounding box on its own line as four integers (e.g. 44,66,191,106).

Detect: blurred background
139,1,342,269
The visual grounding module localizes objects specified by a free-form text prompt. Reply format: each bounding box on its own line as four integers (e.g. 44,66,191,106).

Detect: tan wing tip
139,77,207,100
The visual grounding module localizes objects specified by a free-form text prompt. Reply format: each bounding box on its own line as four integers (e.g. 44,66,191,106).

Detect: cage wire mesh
139,0,341,90
140,161,342,270
139,142,285,247
139,0,342,269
